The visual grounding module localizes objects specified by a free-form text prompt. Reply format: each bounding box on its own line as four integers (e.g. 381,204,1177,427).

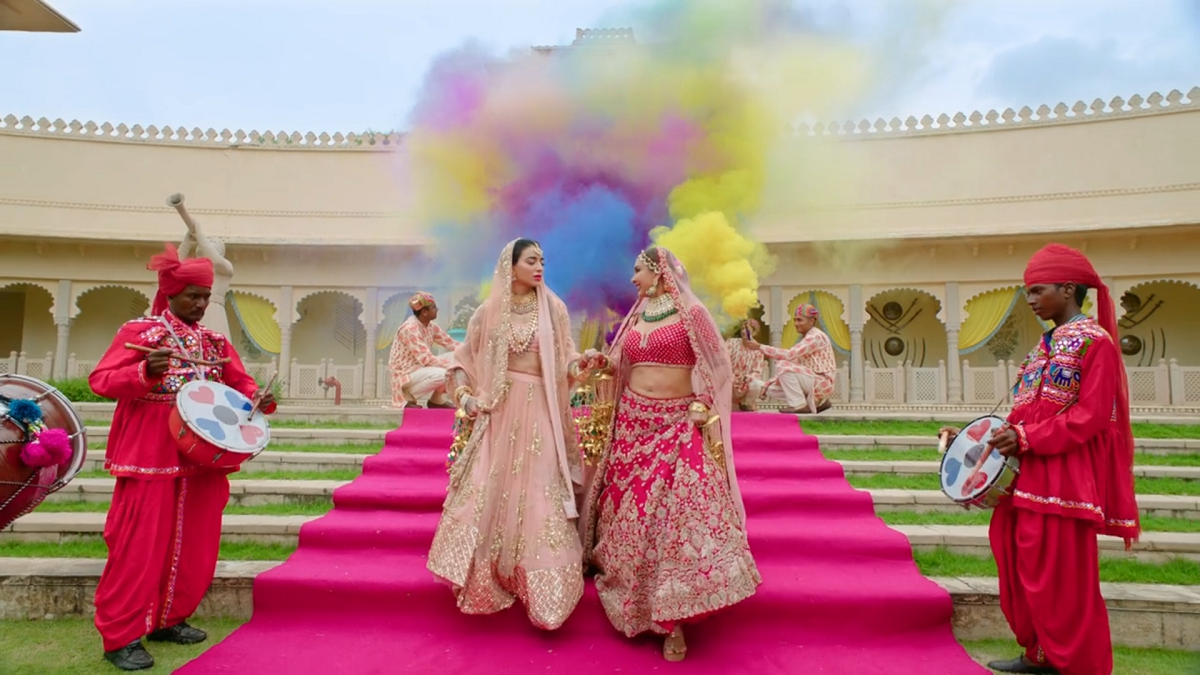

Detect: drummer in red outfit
88,244,276,671
944,243,1139,675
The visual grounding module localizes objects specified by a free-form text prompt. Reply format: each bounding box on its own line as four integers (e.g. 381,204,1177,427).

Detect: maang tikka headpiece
638,249,661,275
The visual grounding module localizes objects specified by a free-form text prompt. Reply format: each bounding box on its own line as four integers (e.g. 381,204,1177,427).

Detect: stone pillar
52,280,73,380
849,285,865,402
53,319,71,380
944,282,963,404
278,286,294,396
363,287,379,399
768,286,784,347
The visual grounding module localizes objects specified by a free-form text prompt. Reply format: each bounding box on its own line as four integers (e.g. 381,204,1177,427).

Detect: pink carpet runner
177,410,985,674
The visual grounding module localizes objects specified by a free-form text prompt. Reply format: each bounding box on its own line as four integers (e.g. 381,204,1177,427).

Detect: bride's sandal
663,628,687,662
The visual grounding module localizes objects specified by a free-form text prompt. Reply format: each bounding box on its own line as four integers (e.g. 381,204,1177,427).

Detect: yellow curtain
579,319,600,351
781,291,850,353
229,292,281,354
959,287,1021,354
376,299,412,351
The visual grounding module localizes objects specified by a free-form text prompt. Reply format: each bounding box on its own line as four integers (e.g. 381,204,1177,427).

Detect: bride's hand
688,401,709,427
463,396,491,417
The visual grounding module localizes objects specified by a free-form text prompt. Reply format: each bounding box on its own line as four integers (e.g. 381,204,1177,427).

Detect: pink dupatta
446,239,583,517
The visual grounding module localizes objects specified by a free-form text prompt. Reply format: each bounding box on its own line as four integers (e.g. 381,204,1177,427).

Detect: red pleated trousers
94,472,229,652
989,501,1113,675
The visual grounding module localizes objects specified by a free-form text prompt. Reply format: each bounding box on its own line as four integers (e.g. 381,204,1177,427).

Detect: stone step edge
6,515,1199,555
73,400,1200,423
0,559,1194,650
76,452,1200,483
80,426,1200,451
44,478,1200,515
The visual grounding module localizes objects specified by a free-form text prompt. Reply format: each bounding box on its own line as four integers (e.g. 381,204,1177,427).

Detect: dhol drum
939,415,1020,510
0,374,88,530
169,380,271,469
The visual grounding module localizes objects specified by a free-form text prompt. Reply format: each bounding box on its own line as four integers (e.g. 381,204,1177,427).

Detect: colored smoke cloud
402,0,953,321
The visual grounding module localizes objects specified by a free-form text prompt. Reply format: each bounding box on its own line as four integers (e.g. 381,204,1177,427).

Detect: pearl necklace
509,301,539,354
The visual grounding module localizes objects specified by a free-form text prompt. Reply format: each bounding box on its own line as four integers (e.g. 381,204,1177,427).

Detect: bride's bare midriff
628,364,694,399
508,352,541,377
626,314,694,399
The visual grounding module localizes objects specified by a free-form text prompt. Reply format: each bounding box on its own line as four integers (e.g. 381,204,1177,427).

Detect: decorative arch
292,291,367,365
227,291,281,355
69,286,152,360
863,288,946,368
0,283,56,358
1116,279,1200,367
781,290,850,354
71,284,153,319
959,286,1022,355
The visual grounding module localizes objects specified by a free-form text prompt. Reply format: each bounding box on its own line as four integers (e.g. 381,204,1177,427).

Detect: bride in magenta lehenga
580,246,762,661
428,238,599,630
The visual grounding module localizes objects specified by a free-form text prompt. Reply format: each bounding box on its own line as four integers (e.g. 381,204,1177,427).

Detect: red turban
147,244,214,316
1023,243,1116,343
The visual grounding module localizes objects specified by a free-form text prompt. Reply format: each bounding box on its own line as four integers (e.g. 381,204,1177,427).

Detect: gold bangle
453,386,473,404
689,401,708,414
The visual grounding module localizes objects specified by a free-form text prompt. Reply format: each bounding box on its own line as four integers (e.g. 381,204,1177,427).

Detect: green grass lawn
914,547,1200,586
881,510,1200,533
82,415,1200,439
0,539,295,561
87,441,379,454
824,448,1200,466
962,639,1199,674
0,618,1194,675
846,473,1200,495
75,468,364,482
35,499,334,517
797,418,1200,439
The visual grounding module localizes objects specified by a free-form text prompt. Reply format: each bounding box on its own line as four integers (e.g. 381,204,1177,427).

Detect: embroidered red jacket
1007,316,1140,540
89,312,276,479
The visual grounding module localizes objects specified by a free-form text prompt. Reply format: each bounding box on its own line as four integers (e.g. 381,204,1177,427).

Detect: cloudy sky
2,0,1198,134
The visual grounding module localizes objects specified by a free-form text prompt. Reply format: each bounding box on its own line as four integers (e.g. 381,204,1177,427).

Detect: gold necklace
512,290,537,316
509,301,539,354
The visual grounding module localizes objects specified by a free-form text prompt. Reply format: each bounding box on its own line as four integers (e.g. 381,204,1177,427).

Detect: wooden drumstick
123,343,231,367
248,371,278,420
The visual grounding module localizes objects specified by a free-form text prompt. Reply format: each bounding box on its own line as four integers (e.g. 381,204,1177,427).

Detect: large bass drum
0,374,88,530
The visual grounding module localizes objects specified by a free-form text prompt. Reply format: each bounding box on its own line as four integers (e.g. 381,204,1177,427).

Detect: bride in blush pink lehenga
428,238,599,630
580,246,762,661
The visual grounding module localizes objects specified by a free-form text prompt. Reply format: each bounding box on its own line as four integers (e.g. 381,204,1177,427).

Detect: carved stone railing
793,88,1199,139
3,87,1196,150
0,115,404,150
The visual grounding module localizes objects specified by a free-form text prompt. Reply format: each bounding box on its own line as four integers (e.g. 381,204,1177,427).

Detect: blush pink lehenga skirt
591,389,761,637
428,371,584,630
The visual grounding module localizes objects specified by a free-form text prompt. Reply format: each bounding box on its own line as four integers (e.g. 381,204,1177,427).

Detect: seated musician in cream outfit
387,292,460,409
743,304,836,414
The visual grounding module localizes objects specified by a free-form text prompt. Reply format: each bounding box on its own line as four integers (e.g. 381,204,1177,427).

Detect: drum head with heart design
175,380,270,453
940,415,1008,502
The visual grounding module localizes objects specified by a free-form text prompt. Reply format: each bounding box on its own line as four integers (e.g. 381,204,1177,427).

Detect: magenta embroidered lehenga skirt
591,389,761,636
428,371,584,630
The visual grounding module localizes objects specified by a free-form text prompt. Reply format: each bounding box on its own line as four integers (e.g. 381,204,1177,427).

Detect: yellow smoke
651,212,775,321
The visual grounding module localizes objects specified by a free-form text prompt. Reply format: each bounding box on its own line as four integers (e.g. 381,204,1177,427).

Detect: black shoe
103,641,154,671
147,621,208,645
986,655,1058,674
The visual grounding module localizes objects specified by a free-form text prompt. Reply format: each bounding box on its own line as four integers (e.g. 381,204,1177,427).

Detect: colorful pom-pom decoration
7,399,43,425
19,439,54,468
36,428,72,465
